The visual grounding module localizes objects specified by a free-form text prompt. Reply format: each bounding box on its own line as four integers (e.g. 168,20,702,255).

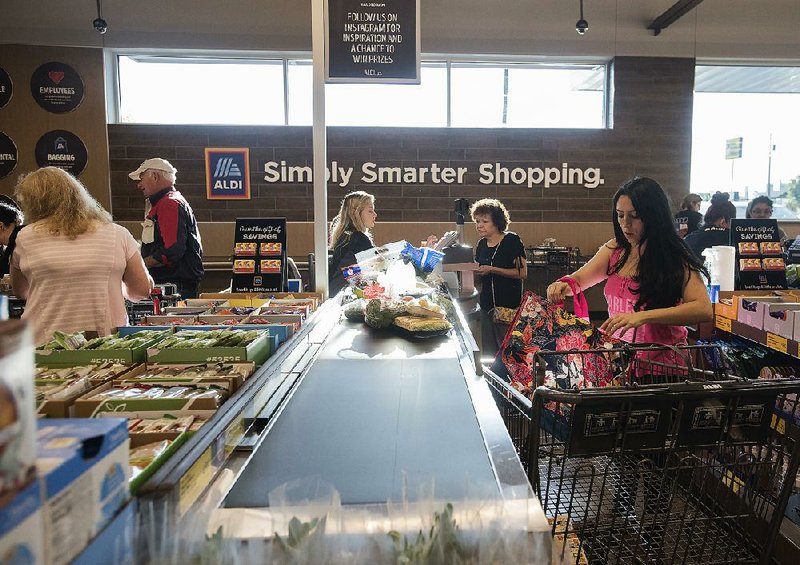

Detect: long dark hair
610,177,708,311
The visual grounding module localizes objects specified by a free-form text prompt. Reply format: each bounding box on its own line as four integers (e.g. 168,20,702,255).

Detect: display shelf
715,315,800,358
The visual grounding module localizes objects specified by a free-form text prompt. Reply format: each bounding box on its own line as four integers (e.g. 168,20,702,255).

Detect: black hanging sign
326,0,420,83
231,218,287,293
30,62,84,113
0,132,18,179
730,219,787,290
0,67,12,109
35,130,88,176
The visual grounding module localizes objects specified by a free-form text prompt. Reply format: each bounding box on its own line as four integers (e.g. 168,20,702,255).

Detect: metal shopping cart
484,346,800,565
525,246,585,298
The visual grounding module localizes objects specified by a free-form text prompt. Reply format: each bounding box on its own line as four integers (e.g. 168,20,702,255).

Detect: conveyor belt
223,321,499,506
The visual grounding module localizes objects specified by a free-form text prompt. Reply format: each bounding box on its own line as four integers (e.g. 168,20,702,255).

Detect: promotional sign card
730,218,787,290
232,218,286,292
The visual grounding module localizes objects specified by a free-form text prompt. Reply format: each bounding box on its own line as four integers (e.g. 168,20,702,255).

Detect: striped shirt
12,222,140,346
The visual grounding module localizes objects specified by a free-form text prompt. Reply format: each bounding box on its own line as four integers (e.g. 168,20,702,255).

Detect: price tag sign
715,316,732,333
766,332,788,354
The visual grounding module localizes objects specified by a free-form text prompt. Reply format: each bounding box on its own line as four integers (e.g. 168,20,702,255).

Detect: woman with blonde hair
11,167,153,345
328,190,377,296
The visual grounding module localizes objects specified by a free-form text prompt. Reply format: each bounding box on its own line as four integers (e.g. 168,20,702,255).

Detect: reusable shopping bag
497,277,620,391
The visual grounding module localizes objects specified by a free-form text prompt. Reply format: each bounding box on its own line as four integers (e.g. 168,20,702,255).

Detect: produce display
128,416,196,434
40,330,169,350
36,362,129,381
87,384,224,404
132,363,252,381
130,439,172,480
155,329,263,349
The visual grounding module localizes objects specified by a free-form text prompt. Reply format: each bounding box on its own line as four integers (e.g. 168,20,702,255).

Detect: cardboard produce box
146,329,273,366
36,418,129,565
116,361,255,391
72,381,225,418
35,331,170,367
0,480,45,565
36,363,138,418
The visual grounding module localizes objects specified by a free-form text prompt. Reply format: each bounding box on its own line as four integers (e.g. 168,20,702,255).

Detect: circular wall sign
35,130,88,176
0,132,18,179
0,67,12,109
30,62,84,113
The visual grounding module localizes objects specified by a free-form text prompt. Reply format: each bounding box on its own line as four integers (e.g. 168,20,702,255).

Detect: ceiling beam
647,0,705,36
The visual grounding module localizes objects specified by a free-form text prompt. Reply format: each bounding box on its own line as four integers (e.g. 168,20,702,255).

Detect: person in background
547,177,712,348
472,198,528,353
129,158,204,299
747,195,789,244
0,202,23,277
11,167,153,345
684,192,736,261
328,191,377,296
673,193,703,237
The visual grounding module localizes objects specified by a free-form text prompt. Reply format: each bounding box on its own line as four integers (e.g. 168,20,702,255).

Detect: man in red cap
129,158,204,298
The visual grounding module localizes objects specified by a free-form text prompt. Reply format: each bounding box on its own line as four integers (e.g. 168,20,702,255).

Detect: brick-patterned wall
109,56,694,223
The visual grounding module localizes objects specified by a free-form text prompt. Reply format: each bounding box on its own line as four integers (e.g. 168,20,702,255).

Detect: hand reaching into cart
600,311,648,337
546,280,573,303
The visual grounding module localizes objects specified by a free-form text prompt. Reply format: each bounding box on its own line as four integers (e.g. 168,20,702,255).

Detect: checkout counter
133,290,551,562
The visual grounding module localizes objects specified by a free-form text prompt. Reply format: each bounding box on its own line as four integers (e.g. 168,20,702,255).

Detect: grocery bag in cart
496,277,619,392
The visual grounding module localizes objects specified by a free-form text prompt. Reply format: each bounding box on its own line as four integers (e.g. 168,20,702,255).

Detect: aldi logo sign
205,148,251,200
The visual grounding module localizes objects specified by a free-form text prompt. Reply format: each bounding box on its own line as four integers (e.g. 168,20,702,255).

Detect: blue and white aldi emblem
205,148,251,200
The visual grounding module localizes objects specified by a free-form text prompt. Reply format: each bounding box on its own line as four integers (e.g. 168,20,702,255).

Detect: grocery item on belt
393,316,452,332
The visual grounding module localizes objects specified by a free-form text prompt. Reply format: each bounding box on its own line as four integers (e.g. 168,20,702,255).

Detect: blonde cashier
546,177,712,347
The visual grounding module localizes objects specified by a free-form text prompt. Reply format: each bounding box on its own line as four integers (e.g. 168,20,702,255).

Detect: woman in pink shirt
547,177,712,347
11,167,153,345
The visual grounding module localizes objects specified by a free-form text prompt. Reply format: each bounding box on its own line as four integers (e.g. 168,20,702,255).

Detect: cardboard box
72,381,224,418
37,418,130,565
72,502,135,565
129,432,191,494
0,480,45,565
763,302,800,340
146,330,273,366
36,364,138,418
35,331,169,367
717,290,779,320
737,296,785,330
117,361,255,391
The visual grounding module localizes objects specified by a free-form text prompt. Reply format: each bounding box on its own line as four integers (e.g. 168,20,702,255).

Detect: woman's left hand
424,234,438,248
476,264,494,276
600,311,648,337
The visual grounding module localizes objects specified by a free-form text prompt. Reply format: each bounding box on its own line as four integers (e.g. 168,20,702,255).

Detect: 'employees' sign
205,148,251,200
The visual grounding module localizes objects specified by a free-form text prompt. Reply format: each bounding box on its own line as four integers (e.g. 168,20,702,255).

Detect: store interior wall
0,44,111,210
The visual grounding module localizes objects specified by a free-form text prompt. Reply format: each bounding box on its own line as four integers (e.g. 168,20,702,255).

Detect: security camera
575,19,589,35
93,17,108,34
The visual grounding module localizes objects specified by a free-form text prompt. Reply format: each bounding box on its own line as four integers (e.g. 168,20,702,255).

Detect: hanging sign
0,67,12,109
231,218,287,293
0,132,17,179
725,137,743,160
326,0,420,83
30,62,84,113
34,130,88,176
205,148,251,200
730,219,786,290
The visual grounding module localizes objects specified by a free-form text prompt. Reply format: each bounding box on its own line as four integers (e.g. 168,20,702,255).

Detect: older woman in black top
471,198,527,352
328,191,378,296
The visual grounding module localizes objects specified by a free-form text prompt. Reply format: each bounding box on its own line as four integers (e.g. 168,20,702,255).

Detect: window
287,60,447,126
117,56,285,125
114,53,607,130
691,65,800,219
450,63,606,128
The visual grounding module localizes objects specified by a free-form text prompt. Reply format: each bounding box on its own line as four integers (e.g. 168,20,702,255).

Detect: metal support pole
312,0,329,297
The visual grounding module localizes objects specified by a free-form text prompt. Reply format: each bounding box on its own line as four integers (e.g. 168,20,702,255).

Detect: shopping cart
484,365,800,564
525,247,585,298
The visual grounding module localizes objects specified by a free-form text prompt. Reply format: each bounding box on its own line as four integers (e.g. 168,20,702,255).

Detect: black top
0,225,22,278
328,231,373,296
684,226,730,261
474,232,525,311
674,210,703,237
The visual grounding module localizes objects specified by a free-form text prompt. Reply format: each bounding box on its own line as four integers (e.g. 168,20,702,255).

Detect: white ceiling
1,0,798,62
